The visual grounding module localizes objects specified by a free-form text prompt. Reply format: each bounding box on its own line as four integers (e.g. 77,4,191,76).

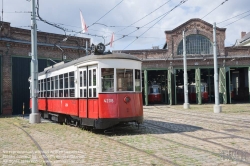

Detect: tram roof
39,53,141,75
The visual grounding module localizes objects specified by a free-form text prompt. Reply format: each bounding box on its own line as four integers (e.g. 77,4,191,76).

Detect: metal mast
213,22,222,113
183,30,190,109
29,0,41,123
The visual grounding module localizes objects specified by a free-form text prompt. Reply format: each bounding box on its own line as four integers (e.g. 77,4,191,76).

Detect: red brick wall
0,21,90,115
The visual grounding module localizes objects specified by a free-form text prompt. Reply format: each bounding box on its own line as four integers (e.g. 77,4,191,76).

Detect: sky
1,0,250,51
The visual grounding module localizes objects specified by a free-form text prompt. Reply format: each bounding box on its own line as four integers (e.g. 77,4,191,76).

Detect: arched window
177,34,212,55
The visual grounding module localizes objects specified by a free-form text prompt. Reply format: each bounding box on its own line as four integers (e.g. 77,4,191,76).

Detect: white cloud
2,0,250,50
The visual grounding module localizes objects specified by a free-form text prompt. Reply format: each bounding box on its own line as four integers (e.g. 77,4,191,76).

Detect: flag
110,33,115,47
80,10,88,33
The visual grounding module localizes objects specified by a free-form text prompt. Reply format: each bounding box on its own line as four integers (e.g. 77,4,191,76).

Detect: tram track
145,113,250,140
103,133,179,166
154,105,250,124
149,106,250,129
143,121,250,165
145,110,250,141
2,119,51,166
7,118,175,165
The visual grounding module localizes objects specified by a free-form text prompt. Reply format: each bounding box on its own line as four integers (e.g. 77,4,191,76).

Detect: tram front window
150,87,160,93
101,68,114,92
117,69,133,91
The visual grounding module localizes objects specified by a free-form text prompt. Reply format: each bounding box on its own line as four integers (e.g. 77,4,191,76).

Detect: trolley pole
29,0,41,123
183,30,190,109
213,22,221,113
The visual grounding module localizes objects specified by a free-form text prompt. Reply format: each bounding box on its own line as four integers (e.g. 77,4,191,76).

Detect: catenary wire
110,0,190,45
37,0,66,36
217,9,250,24
222,12,250,27
123,0,188,50
88,0,124,28
201,0,229,19
115,0,171,33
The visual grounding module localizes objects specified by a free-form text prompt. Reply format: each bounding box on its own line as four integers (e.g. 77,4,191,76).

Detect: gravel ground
0,104,250,166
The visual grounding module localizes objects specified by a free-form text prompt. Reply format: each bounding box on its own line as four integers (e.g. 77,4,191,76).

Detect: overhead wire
37,0,66,36
217,9,250,24
222,12,250,27
201,0,229,19
108,0,189,46
122,0,188,50
3,11,31,13
115,0,171,33
88,0,124,28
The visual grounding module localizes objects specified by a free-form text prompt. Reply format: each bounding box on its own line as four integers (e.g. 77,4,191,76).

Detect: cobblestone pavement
1,105,250,166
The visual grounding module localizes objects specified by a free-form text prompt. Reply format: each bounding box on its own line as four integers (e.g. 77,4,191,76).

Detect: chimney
241,32,246,38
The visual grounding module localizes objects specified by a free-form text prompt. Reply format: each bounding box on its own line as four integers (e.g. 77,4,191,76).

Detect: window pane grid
38,71,75,98
177,34,212,55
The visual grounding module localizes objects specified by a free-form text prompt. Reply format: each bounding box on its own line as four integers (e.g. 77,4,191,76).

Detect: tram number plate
104,99,114,103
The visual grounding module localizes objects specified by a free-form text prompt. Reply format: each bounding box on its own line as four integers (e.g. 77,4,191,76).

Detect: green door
168,67,176,105
219,67,227,104
226,67,231,104
0,56,2,114
249,67,250,103
144,70,148,106
195,68,201,104
12,57,52,115
168,69,172,105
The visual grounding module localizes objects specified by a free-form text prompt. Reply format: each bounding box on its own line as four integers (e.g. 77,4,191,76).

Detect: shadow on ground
94,119,203,136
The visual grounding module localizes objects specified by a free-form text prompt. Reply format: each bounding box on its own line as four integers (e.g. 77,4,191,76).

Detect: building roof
165,18,226,34
239,32,250,43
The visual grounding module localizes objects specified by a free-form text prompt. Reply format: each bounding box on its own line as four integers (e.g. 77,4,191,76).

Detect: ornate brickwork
165,18,226,57
114,18,250,70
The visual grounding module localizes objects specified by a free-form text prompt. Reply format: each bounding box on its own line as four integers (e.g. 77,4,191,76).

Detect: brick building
1,19,249,115
114,18,250,105
0,21,90,115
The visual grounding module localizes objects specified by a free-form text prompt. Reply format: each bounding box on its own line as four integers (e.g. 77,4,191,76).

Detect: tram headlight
123,96,131,104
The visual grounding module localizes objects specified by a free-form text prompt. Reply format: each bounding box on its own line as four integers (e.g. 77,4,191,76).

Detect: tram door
78,65,98,119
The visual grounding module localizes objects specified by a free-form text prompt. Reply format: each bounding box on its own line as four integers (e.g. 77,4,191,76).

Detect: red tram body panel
177,82,209,103
30,53,143,129
148,94,162,103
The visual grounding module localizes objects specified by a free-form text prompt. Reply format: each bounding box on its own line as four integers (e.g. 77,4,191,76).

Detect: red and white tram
177,82,209,103
31,53,143,129
148,84,162,103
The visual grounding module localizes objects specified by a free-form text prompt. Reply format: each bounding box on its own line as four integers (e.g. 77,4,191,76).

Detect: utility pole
86,40,88,56
183,30,190,109
213,22,222,113
29,0,41,123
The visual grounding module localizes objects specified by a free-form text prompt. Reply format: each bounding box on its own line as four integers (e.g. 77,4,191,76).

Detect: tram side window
117,69,133,91
69,71,75,97
135,69,141,91
47,78,50,97
101,68,114,92
44,79,47,97
51,77,54,97
59,74,63,97
79,70,87,98
38,80,41,97
55,76,59,97
64,73,69,97
40,79,43,97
